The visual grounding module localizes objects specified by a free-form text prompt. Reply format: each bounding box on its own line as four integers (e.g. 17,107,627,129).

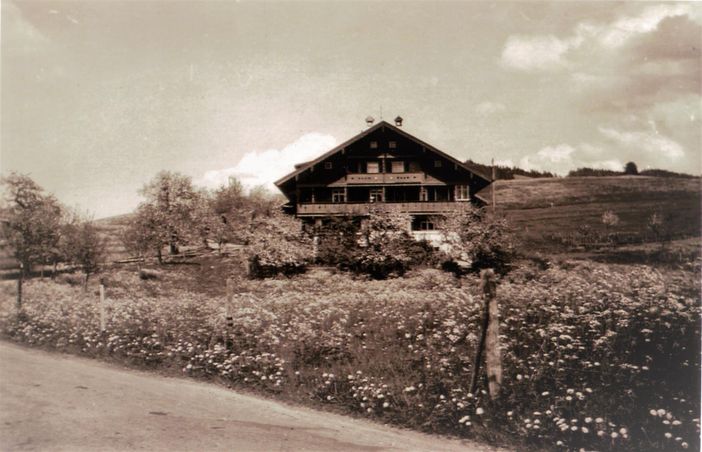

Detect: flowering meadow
1,259,699,451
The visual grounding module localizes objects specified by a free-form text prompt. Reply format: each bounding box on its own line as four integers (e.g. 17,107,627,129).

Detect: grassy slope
477,176,701,250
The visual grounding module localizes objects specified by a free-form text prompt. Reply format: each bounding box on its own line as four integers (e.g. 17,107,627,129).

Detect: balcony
345,172,425,184
296,201,465,216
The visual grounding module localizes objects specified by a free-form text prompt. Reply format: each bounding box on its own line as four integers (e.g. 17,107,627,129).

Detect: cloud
475,101,506,116
3,2,50,54
199,132,337,191
519,143,623,175
494,159,514,167
501,4,696,71
597,4,692,48
599,126,684,159
501,35,579,71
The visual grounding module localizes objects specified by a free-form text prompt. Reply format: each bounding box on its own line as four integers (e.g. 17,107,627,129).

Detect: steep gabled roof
275,120,491,187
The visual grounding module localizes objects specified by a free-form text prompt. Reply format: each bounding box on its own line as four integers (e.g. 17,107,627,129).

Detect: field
1,255,699,451
476,177,700,251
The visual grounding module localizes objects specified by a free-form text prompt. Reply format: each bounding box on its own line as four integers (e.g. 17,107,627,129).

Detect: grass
1,254,699,451
480,177,700,252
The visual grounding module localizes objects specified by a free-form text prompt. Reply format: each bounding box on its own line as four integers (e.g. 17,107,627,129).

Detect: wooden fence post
16,263,23,311
99,283,106,332
224,278,235,351
470,269,502,399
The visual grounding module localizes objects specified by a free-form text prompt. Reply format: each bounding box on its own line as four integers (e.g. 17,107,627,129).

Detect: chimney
394,116,403,127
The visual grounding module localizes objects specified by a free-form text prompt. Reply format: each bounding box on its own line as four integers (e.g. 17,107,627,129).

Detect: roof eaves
274,121,388,187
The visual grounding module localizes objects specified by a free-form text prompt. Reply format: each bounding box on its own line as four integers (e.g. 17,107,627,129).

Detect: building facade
275,119,491,241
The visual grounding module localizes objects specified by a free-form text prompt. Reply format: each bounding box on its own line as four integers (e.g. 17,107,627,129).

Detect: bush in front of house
246,211,312,279
436,205,516,275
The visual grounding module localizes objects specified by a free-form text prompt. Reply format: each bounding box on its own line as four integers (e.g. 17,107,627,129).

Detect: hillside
475,176,701,251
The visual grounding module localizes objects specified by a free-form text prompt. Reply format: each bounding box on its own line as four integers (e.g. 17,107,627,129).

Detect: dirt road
0,342,502,451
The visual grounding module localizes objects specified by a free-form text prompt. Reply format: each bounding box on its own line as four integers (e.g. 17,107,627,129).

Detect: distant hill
475,176,701,251
464,159,555,180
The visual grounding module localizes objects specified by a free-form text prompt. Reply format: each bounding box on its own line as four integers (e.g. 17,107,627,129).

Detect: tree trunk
157,248,163,265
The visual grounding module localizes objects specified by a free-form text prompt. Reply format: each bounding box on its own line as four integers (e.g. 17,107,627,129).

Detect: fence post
99,283,106,332
16,263,23,311
470,269,502,398
224,278,235,351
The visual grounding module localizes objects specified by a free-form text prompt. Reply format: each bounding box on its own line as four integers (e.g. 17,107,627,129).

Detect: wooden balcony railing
345,172,425,184
296,201,465,216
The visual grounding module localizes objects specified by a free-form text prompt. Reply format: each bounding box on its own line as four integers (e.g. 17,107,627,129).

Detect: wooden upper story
275,120,491,217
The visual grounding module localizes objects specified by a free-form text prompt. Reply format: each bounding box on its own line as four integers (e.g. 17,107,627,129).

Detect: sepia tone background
2,1,700,218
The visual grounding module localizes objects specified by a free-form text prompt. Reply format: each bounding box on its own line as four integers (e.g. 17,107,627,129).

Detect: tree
61,212,106,287
0,173,63,275
436,204,514,274
246,210,312,278
350,209,414,279
601,210,620,245
121,204,169,264
137,171,200,255
624,161,639,175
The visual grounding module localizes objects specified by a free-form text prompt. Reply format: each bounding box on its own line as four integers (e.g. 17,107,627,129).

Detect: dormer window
370,141,378,149
388,141,397,149
324,161,333,170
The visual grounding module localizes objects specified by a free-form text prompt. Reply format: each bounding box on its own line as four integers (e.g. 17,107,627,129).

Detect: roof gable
275,121,490,187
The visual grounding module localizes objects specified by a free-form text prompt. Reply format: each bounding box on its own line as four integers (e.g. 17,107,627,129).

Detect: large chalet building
275,117,491,240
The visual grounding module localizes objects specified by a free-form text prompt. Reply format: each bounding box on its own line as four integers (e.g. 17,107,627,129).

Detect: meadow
1,256,699,451
480,177,700,252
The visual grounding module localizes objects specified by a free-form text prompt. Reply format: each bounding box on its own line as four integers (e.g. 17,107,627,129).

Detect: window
388,141,397,149
419,220,435,231
369,188,384,203
367,161,380,173
332,189,346,203
370,141,378,149
419,187,428,201
434,160,442,168
324,161,333,170
455,185,470,201
391,161,405,173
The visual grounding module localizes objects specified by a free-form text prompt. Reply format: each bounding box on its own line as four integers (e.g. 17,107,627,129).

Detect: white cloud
501,4,695,71
519,143,623,175
475,101,506,116
3,2,50,54
199,132,337,191
597,4,691,48
494,159,514,167
599,126,685,159
501,35,578,71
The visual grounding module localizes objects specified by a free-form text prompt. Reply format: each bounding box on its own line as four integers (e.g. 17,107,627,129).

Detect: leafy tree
316,217,360,265
601,210,620,245
350,210,414,279
0,173,63,274
624,161,639,175
121,204,169,264
246,210,312,278
207,177,250,247
436,204,514,274
61,212,106,286
137,171,200,255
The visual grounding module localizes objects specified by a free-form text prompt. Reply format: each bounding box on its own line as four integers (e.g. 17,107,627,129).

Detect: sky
2,1,700,218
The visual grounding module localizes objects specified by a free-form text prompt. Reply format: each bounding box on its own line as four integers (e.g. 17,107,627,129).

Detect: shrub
246,211,312,278
437,205,516,274
138,268,162,280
